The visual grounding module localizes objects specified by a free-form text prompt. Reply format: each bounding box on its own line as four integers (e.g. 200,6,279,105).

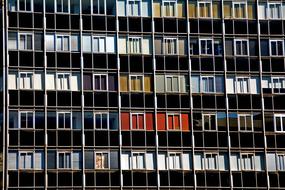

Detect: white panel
261,78,270,88
194,154,203,170
182,153,191,170
226,77,235,93
34,73,43,90
82,35,92,52
145,153,154,170
117,0,126,16
45,34,55,51
157,153,166,170
155,75,165,92
71,35,79,51
34,152,43,169
8,73,17,89
218,154,226,170
230,154,239,171
191,76,200,93
46,73,55,90
250,78,259,94
8,152,17,170
142,0,150,16
119,37,127,54
70,74,80,91
142,38,151,54
180,76,186,93
267,153,277,171
282,5,285,19
106,36,115,53
72,152,80,169
255,154,263,171
121,153,130,170
258,5,266,19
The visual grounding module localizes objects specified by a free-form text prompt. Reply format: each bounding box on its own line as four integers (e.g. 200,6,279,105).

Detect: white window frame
238,114,253,132
56,73,70,90
272,77,285,93
131,113,145,130
19,151,34,170
93,74,108,91
18,33,33,50
235,77,250,94
57,112,72,129
164,37,178,55
132,152,145,170
234,39,249,56
95,152,109,169
127,0,141,16
198,1,212,18
268,3,282,19
269,39,284,56
163,0,177,17
92,0,106,15
165,75,180,93
57,152,72,169
202,113,217,131
56,35,70,51
277,154,285,171
17,0,33,12
201,76,215,93
199,38,213,55
274,114,285,132
19,111,34,129
166,113,181,131
129,75,144,92
94,112,109,130
204,153,219,170
168,152,182,170
128,37,142,54
18,72,33,89
93,36,106,53
232,2,247,19
240,153,254,171
56,0,70,13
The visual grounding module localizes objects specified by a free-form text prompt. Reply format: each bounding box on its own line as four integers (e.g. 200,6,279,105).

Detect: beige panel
142,38,151,54
155,38,162,55
144,76,152,92
224,4,231,18
212,3,220,18
177,1,185,18
118,37,126,54
46,73,55,90
188,2,196,18
120,76,128,92
70,74,80,91
153,2,161,17
34,73,43,90
179,39,185,55
248,4,255,19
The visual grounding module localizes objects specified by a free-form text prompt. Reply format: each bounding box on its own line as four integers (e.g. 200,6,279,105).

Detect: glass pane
95,114,102,129
102,114,108,129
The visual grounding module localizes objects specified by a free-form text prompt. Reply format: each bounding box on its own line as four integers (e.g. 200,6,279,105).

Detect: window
268,3,282,19
167,114,180,130
204,153,218,170
95,152,109,169
19,152,33,169
166,76,179,92
236,77,249,93
163,0,176,17
235,39,248,56
58,152,71,169
131,113,144,130
94,113,108,130
233,2,247,18
94,74,107,91
93,0,105,14
128,0,141,16
277,154,285,170
93,36,106,53
198,2,212,18
201,76,215,93
241,154,254,170
270,40,284,56
19,72,33,89
132,153,145,169
56,35,70,51
130,75,143,92
19,111,34,129
202,114,216,131
56,73,70,90
164,38,177,54
199,39,213,55
274,114,285,132
168,153,181,169
57,112,71,129
18,0,32,11
272,77,285,93
238,114,253,131
128,37,142,53
56,0,69,13
19,33,32,50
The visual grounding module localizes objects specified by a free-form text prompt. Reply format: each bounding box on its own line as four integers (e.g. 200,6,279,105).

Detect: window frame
128,37,142,54
56,112,72,129
240,153,255,171
165,75,180,93
18,72,33,90
232,2,247,19
238,113,253,132
168,152,182,170
269,39,284,56
94,112,109,130
204,153,219,170
56,35,70,51
162,0,177,17
127,0,142,16
95,152,109,169
19,111,34,129
199,38,213,55
92,0,106,15
277,154,285,171
56,73,71,90
166,113,181,131
235,77,250,94
201,76,215,93
234,39,249,56
274,114,285,132
197,1,212,18
268,3,282,20
271,77,285,93
92,36,106,53
19,151,34,170
17,0,33,12
18,33,33,50
202,113,217,131
131,113,145,130
129,75,144,92
56,0,70,13
93,74,108,91
132,152,145,170
164,37,178,55
57,152,72,169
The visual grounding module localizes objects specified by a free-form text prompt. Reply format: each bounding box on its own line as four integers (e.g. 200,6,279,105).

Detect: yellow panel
153,2,161,17
144,76,152,92
188,2,196,18
224,4,231,18
248,4,255,19
177,1,185,18
120,76,128,92
212,3,220,18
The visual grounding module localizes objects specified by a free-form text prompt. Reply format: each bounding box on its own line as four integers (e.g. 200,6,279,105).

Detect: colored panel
181,114,190,131
121,113,130,130
168,115,173,130
120,76,128,92
157,113,166,131
174,115,180,130
146,113,154,131
138,115,144,130
132,114,137,129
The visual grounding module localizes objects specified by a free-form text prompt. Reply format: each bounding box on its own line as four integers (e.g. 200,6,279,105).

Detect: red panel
131,115,137,129
146,113,154,131
157,113,166,131
174,115,179,130
121,113,130,130
138,115,144,129
168,115,173,130
181,114,189,131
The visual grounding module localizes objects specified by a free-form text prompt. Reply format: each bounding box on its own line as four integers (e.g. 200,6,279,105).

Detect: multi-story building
1,0,285,189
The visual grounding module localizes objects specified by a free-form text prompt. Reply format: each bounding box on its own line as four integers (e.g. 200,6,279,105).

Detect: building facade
2,0,285,189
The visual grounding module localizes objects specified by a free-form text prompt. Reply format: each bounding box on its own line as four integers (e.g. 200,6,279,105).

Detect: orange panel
181,114,190,131
138,115,144,130
121,113,130,130
174,115,180,130
157,113,166,131
146,113,154,131
131,115,137,129
168,115,173,130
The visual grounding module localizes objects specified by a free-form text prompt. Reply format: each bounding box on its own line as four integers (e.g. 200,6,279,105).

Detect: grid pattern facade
2,0,285,189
